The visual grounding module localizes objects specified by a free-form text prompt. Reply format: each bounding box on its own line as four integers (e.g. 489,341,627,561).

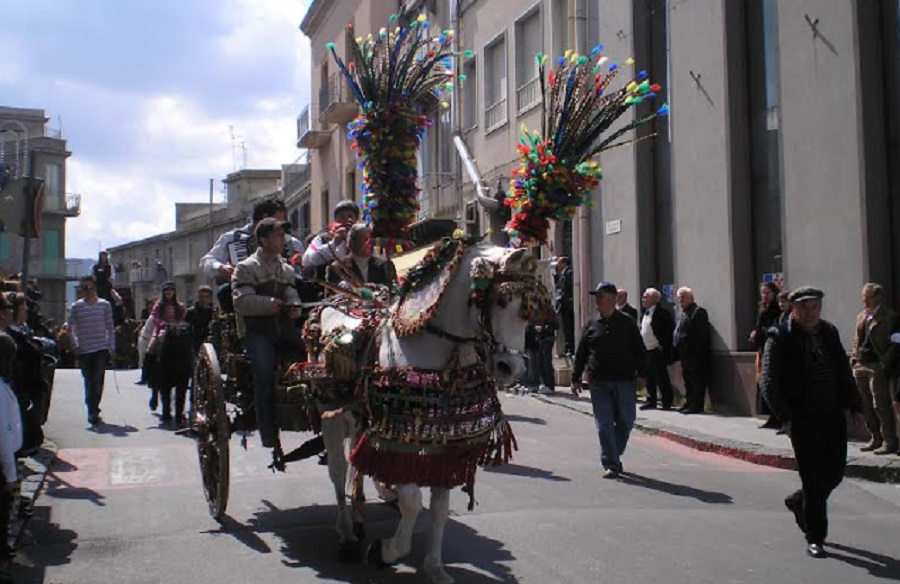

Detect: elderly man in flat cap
759,286,865,559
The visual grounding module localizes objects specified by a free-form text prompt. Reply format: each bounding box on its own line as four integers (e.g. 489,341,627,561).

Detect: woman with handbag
145,282,186,422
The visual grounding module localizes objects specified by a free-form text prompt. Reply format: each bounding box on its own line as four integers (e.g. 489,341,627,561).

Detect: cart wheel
194,342,230,519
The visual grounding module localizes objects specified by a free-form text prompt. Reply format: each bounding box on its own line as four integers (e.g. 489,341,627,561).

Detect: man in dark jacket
616,288,639,321
572,282,647,479
639,288,675,410
326,223,397,289
673,287,711,414
554,257,575,355
760,286,865,559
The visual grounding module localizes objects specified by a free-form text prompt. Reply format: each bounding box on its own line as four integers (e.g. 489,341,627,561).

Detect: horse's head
468,247,554,385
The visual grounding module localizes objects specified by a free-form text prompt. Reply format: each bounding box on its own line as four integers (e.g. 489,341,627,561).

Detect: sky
0,0,313,258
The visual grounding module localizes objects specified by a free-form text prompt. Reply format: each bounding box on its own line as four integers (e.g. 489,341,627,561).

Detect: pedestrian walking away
67,275,116,426
572,282,647,479
759,286,865,559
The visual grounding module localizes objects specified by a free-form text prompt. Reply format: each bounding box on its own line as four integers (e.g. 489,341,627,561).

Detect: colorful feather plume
328,14,456,247
505,47,669,247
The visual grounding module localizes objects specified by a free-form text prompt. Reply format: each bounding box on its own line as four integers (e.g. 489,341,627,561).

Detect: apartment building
0,106,81,324
107,167,301,312
298,0,900,414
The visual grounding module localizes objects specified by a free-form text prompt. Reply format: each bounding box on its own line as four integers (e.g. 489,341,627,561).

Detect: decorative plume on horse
504,47,669,247
327,13,456,248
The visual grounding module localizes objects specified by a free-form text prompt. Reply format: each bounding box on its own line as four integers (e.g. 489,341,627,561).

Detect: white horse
314,243,547,583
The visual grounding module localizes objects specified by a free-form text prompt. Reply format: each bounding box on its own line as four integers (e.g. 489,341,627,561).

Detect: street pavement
11,370,900,583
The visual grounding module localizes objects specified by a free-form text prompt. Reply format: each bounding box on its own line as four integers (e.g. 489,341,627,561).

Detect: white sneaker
538,385,555,395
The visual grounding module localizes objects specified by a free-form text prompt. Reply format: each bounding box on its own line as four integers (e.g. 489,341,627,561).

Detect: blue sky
0,0,312,257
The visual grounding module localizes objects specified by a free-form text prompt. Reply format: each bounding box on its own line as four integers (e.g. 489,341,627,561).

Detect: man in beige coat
852,283,899,454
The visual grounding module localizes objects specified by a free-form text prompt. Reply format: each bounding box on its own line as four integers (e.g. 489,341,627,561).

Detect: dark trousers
0,467,13,558
645,348,674,408
682,360,708,411
536,337,556,388
558,306,575,355
159,385,188,421
588,379,637,472
244,333,278,445
78,350,108,420
790,410,847,544
217,283,234,313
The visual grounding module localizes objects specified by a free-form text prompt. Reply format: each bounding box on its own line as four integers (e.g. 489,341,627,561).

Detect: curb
10,441,58,547
529,394,900,484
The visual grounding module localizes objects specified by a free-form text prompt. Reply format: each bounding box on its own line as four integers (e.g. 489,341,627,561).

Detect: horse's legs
421,488,454,584
380,484,422,564
321,416,356,545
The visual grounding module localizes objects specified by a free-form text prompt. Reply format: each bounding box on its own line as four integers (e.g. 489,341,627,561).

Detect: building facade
0,106,81,324
299,0,900,415
107,168,301,313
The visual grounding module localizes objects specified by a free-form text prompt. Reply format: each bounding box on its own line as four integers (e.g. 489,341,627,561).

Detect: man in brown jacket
852,283,898,454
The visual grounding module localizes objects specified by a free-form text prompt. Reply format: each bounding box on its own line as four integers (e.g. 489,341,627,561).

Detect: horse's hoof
352,521,366,542
365,539,390,568
420,561,455,584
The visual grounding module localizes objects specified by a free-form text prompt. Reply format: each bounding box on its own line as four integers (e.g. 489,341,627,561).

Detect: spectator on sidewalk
554,257,575,356
776,290,792,325
572,282,646,479
639,288,675,410
673,287,711,414
752,282,783,431
535,319,558,394
851,283,898,454
0,333,22,584
616,288,638,321
759,286,865,559
68,275,116,427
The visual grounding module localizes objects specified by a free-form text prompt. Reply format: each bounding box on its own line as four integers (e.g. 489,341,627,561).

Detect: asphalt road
12,369,900,584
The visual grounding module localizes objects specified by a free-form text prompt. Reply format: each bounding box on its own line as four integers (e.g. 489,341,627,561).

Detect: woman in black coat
751,282,782,429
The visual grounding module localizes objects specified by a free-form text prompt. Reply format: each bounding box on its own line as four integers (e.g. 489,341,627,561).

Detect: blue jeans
79,350,108,420
243,334,278,445
588,379,637,472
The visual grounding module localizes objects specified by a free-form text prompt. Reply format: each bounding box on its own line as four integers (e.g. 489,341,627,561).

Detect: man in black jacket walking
760,286,865,558
572,282,647,479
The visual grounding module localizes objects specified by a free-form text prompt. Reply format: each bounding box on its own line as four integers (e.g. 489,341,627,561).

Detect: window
43,229,60,275
552,0,569,59
515,7,542,113
463,58,478,130
44,162,62,210
484,35,508,131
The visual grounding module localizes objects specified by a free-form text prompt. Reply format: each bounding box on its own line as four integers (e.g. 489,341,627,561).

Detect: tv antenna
229,125,244,171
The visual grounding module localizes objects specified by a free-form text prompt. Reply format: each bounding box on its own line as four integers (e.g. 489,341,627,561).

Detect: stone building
298,0,900,414
0,106,81,324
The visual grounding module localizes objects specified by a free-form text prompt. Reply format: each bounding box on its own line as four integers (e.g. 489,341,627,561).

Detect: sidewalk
526,389,900,483
8,442,57,552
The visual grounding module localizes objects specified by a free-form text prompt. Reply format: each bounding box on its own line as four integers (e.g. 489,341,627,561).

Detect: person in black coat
554,257,575,355
325,224,397,289
673,287,711,414
639,288,675,410
751,282,783,429
759,286,865,559
616,289,639,322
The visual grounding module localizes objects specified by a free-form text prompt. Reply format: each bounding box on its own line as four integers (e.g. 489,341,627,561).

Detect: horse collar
423,322,479,344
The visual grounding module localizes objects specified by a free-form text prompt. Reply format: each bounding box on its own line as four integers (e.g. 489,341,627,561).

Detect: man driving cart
232,218,304,449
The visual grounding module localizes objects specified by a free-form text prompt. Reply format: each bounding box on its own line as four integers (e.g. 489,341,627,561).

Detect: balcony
318,74,359,125
418,174,460,222
28,258,67,279
516,77,540,114
296,105,330,149
283,164,311,197
485,99,508,133
43,192,81,217
173,258,197,277
129,267,155,283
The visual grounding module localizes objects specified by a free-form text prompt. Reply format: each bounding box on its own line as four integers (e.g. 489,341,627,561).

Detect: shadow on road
43,458,106,508
250,498,519,583
12,504,79,583
504,414,547,426
202,513,272,555
483,463,570,482
826,542,900,580
619,472,733,505
88,422,139,437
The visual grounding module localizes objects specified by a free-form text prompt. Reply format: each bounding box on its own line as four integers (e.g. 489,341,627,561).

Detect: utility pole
208,178,214,250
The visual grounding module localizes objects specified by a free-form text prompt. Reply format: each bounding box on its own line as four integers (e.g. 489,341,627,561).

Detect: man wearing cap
760,286,865,558
302,200,360,280
232,218,303,449
200,198,305,312
572,282,647,479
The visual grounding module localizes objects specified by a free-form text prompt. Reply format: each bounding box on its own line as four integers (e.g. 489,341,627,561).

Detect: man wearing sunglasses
572,282,647,479
68,275,116,426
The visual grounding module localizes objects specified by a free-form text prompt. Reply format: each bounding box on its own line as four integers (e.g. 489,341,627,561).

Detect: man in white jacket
0,332,22,580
